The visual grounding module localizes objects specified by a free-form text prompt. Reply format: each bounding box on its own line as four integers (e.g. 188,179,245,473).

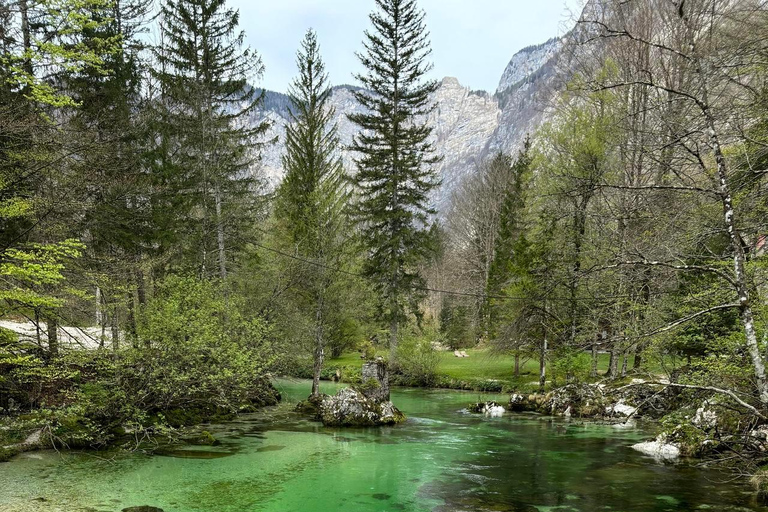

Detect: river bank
1,378,766,512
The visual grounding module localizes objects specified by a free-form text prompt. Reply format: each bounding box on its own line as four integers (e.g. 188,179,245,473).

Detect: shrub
359,341,376,360
393,329,440,387
134,276,279,414
549,349,591,386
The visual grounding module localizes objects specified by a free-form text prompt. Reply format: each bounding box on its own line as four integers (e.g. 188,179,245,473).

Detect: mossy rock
295,394,325,417
0,445,21,463
319,388,406,427
182,430,219,446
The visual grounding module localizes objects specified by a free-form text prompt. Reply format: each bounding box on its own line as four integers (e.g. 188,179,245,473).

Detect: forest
1,0,768,509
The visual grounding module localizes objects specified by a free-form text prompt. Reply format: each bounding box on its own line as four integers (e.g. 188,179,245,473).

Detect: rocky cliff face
252,32,571,214
496,37,562,96
487,36,567,158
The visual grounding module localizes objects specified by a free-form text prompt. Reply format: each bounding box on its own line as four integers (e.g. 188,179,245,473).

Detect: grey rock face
248,31,575,215
361,359,390,402
253,80,501,214
496,37,562,95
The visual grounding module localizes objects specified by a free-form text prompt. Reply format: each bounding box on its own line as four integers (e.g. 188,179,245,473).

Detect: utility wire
248,239,674,303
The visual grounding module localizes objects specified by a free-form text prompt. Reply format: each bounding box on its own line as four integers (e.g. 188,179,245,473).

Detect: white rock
607,401,637,417
692,405,717,429
632,440,680,461
480,403,506,417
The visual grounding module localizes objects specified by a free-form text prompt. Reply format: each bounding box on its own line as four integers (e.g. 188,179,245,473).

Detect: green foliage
1,0,119,108
392,327,440,387
0,239,85,311
439,297,475,349
356,377,381,396
272,29,354,392
349,0,441,345
360,341,376,360
487,141,533,334
135,276,277,413
549,349,592,386
151,0,270,277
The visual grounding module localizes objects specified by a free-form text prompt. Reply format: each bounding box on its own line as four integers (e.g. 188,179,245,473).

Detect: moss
0,445,21,463
356,378,381,396
752,469,768,500
389,408,406,424
183,430,219,446
295,394,325,417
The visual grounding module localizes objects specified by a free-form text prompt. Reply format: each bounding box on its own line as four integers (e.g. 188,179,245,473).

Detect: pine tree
153,0,270,279
275,29,350,398
349,0,441,356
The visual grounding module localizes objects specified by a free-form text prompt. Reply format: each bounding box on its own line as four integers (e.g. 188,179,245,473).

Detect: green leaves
135,276,276,412
0,239,85,310
3,0,119,108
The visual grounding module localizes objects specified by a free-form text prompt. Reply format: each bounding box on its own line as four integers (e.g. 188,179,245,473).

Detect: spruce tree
349,0,441,356
275,29,349,398
153,0,270,279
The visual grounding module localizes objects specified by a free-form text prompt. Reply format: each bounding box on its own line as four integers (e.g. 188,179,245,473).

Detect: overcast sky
230,0,581,94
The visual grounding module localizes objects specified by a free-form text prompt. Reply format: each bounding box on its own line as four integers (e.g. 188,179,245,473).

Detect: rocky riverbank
469,380,768,470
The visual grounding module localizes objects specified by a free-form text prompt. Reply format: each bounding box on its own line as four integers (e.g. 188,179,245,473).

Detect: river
0,379,764,511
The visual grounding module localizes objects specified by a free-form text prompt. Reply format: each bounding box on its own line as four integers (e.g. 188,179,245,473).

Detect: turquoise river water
0,379,765,512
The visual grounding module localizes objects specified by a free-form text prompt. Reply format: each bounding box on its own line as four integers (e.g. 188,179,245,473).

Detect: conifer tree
486,139,533,331
153,0,270,279
349,0,441,356
275,29,350,398
67,0,153,339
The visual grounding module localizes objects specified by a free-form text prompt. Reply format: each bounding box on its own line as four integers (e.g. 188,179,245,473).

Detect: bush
549,349,591,386
134,276,278,414
359,341,376,360
393,329,440,387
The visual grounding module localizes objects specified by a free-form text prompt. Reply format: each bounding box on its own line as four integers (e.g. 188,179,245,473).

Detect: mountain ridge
252,33,571,213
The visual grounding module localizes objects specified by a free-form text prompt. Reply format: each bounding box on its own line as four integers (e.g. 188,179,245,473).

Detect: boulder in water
319,387,405,427
632,436,681,461
468,401,506,417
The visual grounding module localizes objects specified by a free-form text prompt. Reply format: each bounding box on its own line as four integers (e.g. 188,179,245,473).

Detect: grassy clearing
328,347,674,390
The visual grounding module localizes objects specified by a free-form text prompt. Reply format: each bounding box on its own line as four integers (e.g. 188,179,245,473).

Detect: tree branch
617,381,766,420
598,260,737,287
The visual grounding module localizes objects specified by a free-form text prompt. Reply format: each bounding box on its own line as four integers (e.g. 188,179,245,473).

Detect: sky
230,0,582,95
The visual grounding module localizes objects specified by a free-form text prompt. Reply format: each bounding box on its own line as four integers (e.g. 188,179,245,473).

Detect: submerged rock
319,387,405,427
632,437,681,461
122,507,164,512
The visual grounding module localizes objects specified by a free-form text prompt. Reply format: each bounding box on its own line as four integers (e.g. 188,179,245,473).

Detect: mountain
486,36,566,157
252,33,570,213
